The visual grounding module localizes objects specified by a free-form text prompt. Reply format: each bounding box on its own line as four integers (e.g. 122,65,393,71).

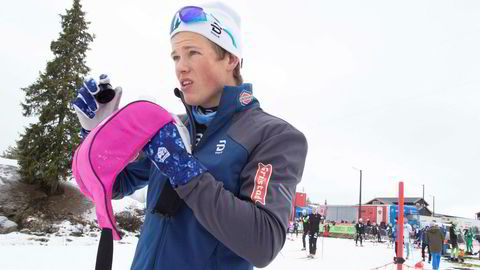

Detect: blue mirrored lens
179,6,207,22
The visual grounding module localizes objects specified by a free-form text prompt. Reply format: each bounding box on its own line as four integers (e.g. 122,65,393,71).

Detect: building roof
365,197,429,206
417,207,432,216
433,213,475,220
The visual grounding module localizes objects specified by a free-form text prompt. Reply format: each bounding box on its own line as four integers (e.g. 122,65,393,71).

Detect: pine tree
17,0,94,195
1,145,20,159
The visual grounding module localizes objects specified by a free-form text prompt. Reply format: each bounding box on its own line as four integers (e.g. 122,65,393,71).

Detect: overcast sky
1,0,480,218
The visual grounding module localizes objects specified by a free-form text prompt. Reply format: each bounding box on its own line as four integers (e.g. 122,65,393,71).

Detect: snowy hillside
0,157,18,186
0,157,146,269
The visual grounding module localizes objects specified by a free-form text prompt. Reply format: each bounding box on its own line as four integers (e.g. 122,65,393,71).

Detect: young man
421,225,432,263
301,211,310,251
355,218,365,247
73,2,307,270
307,210,322,258
427,221,445,270
372,223,381,243
450,223,459,261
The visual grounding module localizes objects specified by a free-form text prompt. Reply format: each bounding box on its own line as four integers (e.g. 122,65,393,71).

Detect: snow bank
0,157,18,167
0,235,137,270
0,158,20,185
0,216,18,234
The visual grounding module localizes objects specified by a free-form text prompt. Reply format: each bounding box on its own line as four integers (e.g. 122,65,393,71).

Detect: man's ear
225,53,239,72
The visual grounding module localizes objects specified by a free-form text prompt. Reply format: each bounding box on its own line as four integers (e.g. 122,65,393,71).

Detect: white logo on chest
215,140,226,154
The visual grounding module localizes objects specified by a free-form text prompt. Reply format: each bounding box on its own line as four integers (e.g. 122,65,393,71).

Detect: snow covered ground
266,236,473,270
0,157,477,269
0,230,475,269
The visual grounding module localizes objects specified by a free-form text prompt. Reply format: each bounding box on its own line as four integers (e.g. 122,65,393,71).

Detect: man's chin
183,96,201,107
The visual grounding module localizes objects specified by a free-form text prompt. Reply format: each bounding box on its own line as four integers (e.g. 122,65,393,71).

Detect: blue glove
143,121,206,187
72,74,122,138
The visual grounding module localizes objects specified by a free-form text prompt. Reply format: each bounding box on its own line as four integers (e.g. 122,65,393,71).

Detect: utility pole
422,184,424,202
352,167,363,221
433,196,435,217
428,194,436,217
358,170,363,220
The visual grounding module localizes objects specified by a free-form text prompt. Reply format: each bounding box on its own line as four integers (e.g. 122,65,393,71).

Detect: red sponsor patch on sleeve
250,163,273,205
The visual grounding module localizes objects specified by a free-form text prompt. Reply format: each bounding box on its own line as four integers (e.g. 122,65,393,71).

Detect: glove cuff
144,122,206,186
169,155,206,187
80,128,91,139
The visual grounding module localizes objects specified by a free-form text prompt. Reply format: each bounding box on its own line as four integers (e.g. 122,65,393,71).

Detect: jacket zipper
176,91,198,153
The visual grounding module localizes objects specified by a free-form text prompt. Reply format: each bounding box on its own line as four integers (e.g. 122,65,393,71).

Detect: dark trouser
294,228,298,237
355,233,363,245
422,243,431,262
302,231,308,248
309,233,318,255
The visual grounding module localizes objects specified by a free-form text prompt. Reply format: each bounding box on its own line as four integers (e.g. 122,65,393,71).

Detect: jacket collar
175,83,259,148
175,83,259,126
212,83,258,126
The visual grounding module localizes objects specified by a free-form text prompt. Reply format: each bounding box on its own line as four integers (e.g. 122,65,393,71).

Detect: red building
295,192,307,207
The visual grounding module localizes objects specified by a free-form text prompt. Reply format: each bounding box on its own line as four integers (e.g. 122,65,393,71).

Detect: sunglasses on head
170,6,238,49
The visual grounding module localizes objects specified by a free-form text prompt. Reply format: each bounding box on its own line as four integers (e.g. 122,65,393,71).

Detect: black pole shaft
422,184,424,202
96,228,113,270
358,170,362,220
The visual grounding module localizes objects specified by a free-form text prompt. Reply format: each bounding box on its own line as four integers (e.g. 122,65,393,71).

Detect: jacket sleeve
112,156,152,199
175,127,307,267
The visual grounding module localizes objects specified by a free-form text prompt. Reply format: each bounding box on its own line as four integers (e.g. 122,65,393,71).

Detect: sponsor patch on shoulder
239,90,253,106
250,163,273,205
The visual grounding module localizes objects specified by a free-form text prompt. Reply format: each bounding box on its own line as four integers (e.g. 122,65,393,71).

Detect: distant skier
301,210,309,251
465,229,474,255
372,223,381,242
307,210,322,258
323,222,330,237
449,224,459,261
403,219,413,260
355,218,365,247
387,224,394,248
293,219,299,237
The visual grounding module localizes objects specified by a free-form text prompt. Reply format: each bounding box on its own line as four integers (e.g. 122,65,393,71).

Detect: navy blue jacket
113,84,308,270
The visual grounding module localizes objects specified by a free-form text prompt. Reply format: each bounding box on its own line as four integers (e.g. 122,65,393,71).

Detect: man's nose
176,57,190,74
